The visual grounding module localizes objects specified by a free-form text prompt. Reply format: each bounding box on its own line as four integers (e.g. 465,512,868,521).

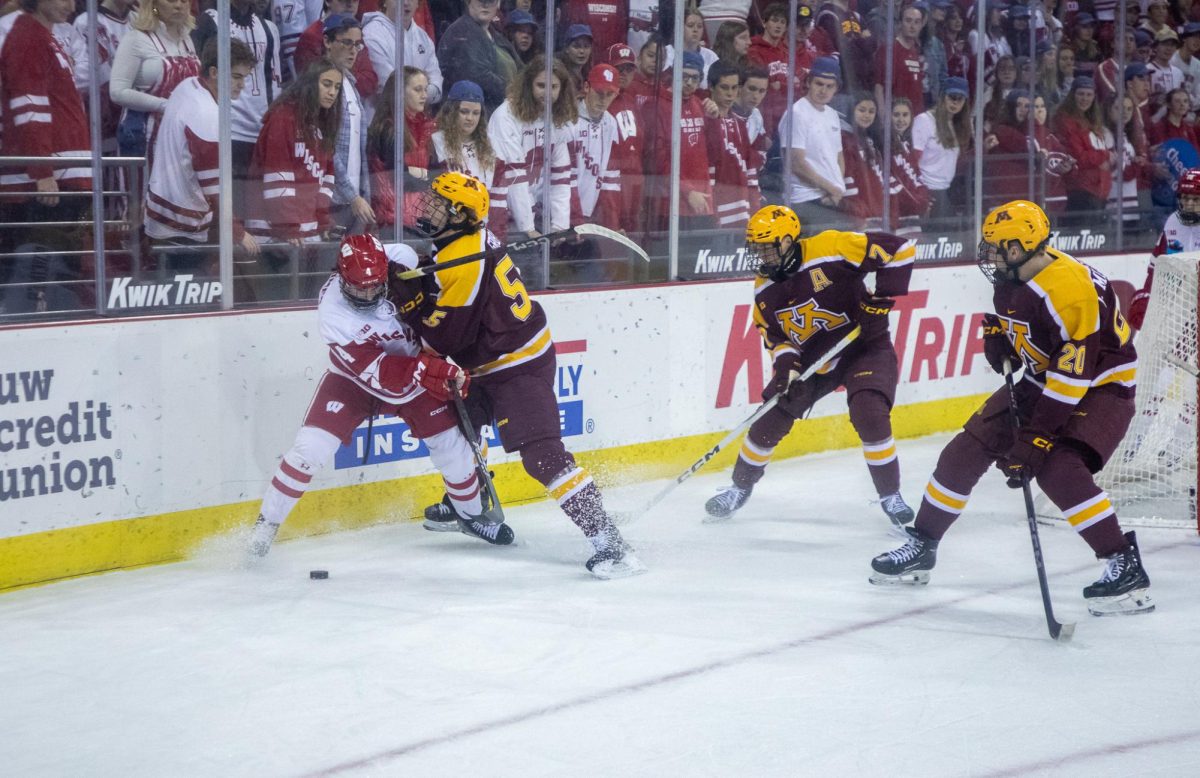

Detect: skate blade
589,552,648,580
702,512,735,524
1087,588,1155,616
869,569,930,586
423,518,462,532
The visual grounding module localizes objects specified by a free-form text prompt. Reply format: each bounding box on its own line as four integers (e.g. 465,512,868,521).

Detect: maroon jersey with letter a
753,230,915,369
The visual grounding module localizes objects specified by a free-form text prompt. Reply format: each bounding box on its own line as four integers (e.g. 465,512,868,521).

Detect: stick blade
1051,621,1076,642
573,223,650,262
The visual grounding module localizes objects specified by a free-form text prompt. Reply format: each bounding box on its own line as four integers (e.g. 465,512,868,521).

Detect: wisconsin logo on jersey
776,299,850,345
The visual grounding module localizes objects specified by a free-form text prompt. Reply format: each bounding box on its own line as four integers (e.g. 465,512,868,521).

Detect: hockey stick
1002,358,1076,642
393,224,649,281
614,325,863,524
451,391,504,522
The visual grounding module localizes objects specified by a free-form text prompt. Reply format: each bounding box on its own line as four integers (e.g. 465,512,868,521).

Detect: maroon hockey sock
849,390,901,495
732,405,794,490
522,438,612,536
1036,449,1128,557
913,431,994,540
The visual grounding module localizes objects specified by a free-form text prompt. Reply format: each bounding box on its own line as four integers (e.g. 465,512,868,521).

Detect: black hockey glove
858,295,895,318
999,428,1055,488
764,351,803,401
981,314,1015,374
388,262,437,324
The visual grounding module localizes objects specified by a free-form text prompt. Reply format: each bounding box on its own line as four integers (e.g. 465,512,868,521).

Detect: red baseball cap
587,64,620,93
606,43,635,67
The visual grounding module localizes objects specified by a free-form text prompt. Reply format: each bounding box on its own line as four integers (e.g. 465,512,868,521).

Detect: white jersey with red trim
319,244,428,405
269,0,321,80
487,101,574,237
1153,212,1200,257
145,77,220,241
568,105,621,227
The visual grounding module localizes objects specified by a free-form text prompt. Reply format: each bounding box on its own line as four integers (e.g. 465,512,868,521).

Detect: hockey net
1037,254,1199,531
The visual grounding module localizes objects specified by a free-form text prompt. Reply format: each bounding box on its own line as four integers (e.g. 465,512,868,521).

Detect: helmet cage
1178,193,1200,225
978,237,1043,285
414,189,480,236
340,275,386,308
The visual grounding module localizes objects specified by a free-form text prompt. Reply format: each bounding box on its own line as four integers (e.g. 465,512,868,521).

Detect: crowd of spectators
4,0,1200,306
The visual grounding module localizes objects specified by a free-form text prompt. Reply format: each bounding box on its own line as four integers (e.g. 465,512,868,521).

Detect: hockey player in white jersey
1128,168,1200,330
248,234,513,557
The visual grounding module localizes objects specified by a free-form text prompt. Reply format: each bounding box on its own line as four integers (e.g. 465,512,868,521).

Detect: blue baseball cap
1125,62,1149,80
681,50,705,73
1009,4,1031,19
944,76,970,97
446,80,485,103
323,13,360,35
564,24,593,43
1073,76,1096,90
809,56,842,82
1184,22,1200,37
506,9,537,28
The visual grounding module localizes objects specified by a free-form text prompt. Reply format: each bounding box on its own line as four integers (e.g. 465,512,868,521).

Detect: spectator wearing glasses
322,14,376,235
438,0,521,112
362,0,443,108
294,0,379,100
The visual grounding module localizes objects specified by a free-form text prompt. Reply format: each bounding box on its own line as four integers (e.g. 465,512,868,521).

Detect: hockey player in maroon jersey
871,201,1153,617
393,172,646,579
705,60,758,230
1127,168,1200,330
248,234,513,558
705,206,918,530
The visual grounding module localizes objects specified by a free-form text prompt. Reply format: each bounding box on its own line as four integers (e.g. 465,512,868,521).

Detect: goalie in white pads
248,234,513,557
870,201,1153,616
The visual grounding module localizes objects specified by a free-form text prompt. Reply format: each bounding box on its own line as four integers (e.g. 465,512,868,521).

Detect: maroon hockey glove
416,353,469,402
764,351,803,401
1000,428,1055,488
1126,290,1150,331
981,314,1015,374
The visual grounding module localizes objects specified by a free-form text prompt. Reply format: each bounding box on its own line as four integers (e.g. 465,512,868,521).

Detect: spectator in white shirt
362,0,443,110
779,56,849,230
911,76,973,225
323,14,376,233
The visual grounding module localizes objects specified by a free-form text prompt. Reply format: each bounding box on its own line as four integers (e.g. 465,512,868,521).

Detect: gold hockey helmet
416,171,490,235
745,205,802,277
978,200,1051,284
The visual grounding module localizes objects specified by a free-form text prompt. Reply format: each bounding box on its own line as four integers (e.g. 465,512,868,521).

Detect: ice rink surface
2,432,1199,777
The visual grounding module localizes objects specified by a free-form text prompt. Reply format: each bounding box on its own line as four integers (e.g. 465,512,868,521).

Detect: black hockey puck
309,570,329,580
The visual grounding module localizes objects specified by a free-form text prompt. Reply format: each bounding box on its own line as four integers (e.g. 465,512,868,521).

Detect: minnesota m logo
776,299,850,344
1001,318,1050,373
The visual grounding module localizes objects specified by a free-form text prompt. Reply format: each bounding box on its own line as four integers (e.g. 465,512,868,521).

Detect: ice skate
704,485,751,522
247,514,280,559
422,494,459,532
457,509,515,546
879,492,915,532
1084,531,1154,616
869,527,938,585
586,528,647,579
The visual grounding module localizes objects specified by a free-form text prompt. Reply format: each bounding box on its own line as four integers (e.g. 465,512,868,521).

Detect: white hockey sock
444,472,482,517
424,426,483,518
258,427,337,526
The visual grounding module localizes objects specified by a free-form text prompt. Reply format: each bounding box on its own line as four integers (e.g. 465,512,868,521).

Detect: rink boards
0,256,1148,589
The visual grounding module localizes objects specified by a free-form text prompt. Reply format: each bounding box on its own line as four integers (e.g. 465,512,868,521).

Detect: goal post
1036,253,1199,531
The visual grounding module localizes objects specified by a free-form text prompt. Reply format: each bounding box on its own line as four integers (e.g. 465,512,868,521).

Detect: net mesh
1039,255,1199,530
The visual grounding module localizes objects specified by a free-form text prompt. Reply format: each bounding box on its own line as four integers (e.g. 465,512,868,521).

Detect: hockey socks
1037,448,1127,557
849,390,901,496
911,431,994,540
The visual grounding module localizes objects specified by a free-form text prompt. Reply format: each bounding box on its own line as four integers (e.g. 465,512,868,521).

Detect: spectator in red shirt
365,67,437,232
604,43,647,234
645,50,712,230
875,3,928,114
1052,77,1113,225
749,3,816,141
1149,88,1200,147
840,93,890,227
